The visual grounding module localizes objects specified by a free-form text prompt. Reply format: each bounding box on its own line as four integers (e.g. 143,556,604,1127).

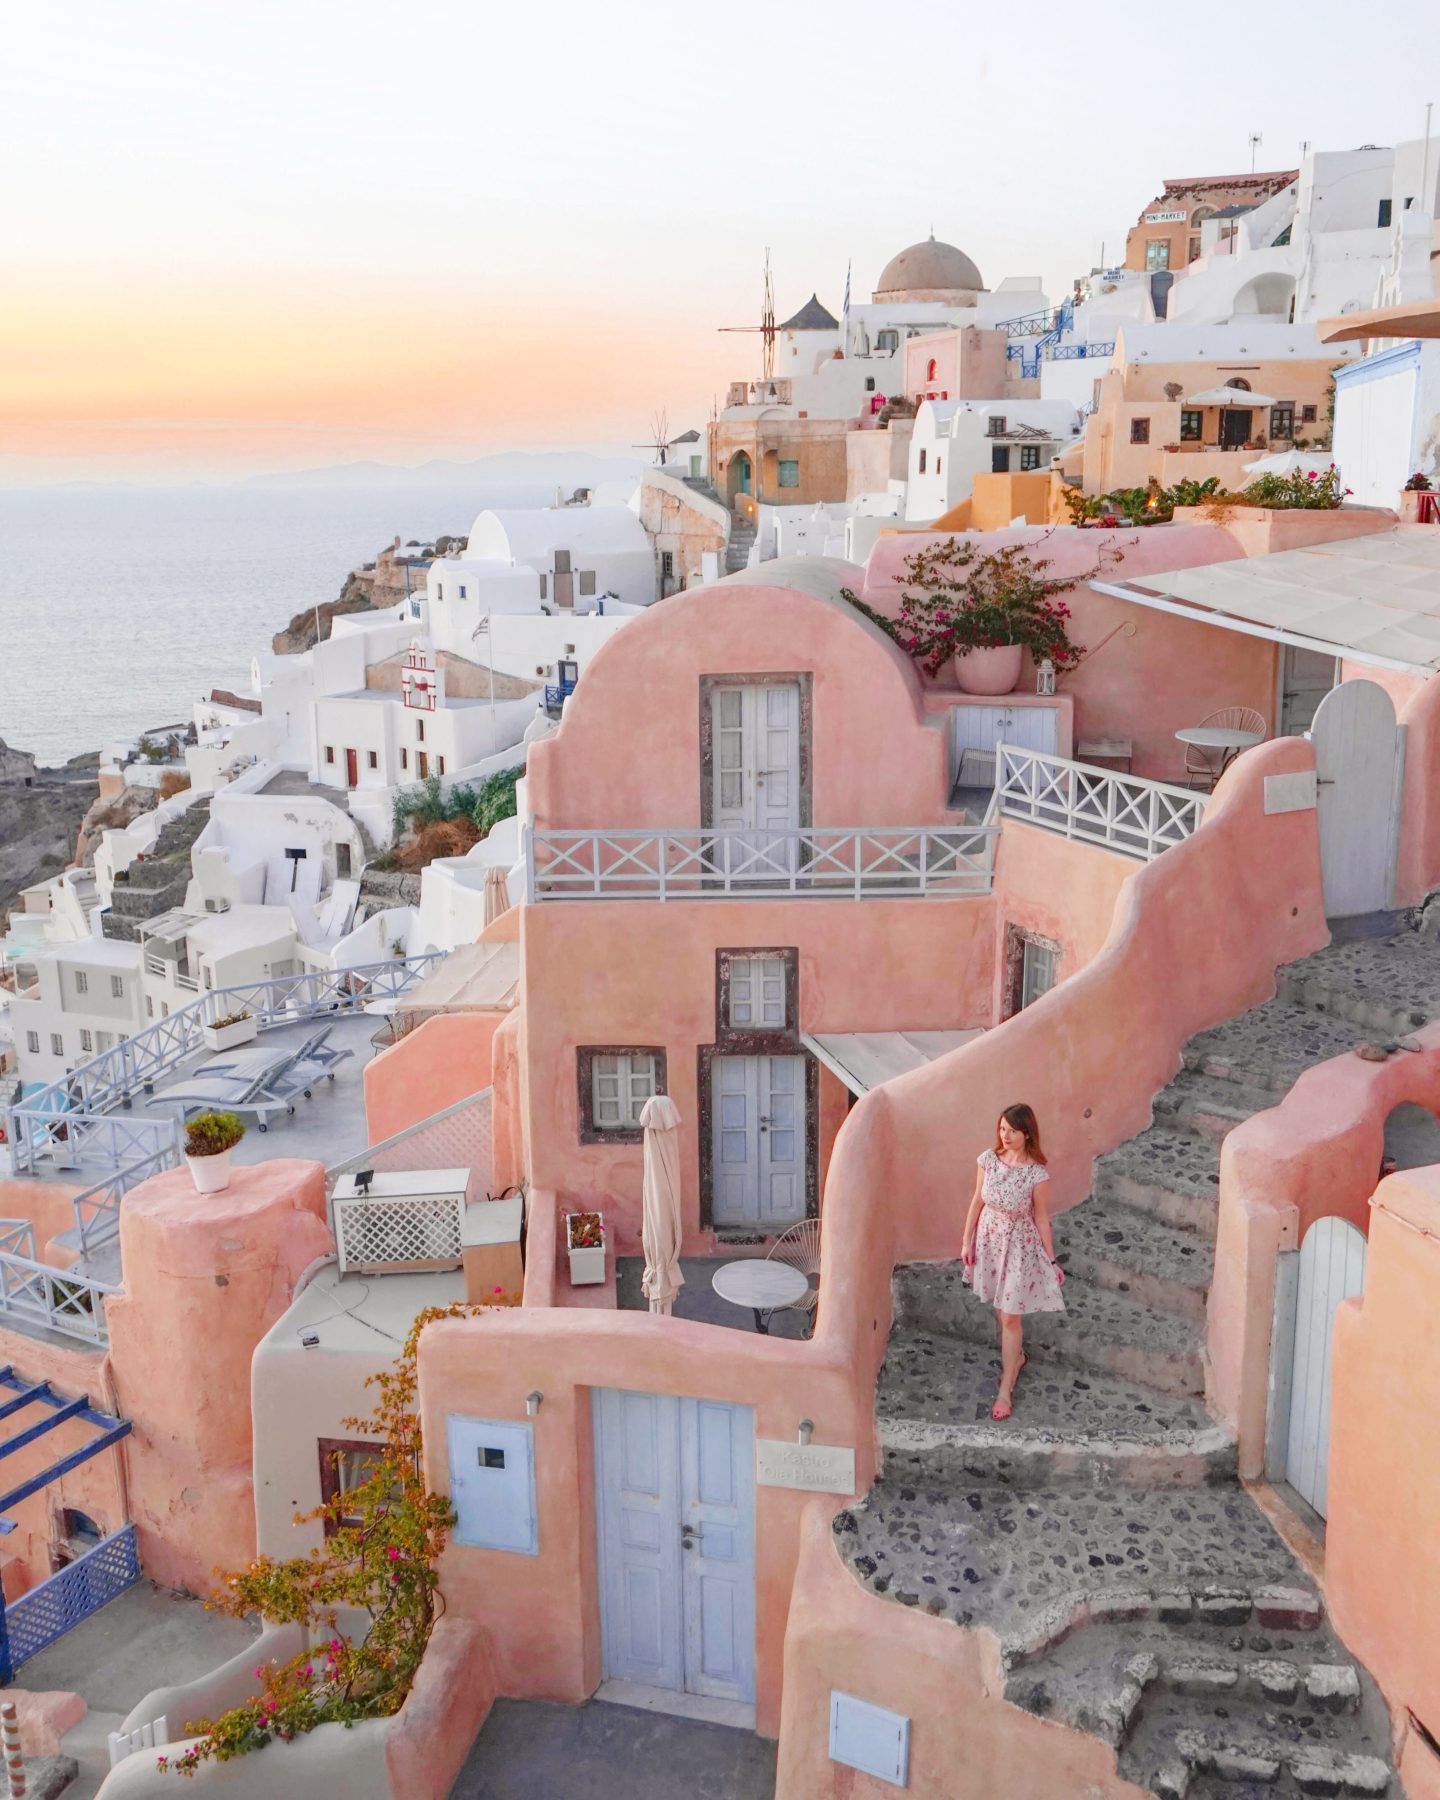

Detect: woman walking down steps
961,1102,1065,1421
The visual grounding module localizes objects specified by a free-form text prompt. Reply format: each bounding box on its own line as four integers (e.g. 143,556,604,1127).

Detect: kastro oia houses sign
756,1439,855,1493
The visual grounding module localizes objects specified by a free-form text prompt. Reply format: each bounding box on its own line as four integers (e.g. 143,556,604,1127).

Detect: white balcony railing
996,745,1206,860
525,824,1000,901
0,1221,121,1344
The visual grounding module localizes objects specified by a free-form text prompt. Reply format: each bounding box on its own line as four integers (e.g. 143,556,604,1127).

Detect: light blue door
593,1390,755,1705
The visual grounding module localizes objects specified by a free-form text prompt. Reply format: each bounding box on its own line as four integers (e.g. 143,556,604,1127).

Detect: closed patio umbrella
639,1094,684,1316
483,866,511,927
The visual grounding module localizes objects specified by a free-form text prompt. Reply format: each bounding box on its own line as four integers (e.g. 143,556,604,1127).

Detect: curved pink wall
1207,1027,1440,1474
363,1012,502,1146
527,578,954,832
1328,1166,1440,1787
990,821,1137,1005
862,523,1280,785
1396,673,1440,906
107,1159,333,1591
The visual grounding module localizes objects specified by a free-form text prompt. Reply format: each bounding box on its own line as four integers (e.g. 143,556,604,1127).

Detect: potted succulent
201,1007,258,1053
184,1110,246,1195
564,1210,606,1285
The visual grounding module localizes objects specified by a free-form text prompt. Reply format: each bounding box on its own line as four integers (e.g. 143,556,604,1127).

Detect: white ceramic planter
186,1149,234,1195
565,1213,606,1286
202,1017,259,1053
954,644,1024,695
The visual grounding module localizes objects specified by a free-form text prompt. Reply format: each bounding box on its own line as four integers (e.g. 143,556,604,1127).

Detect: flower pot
186,1149,233,1195
564,1211,606,1286
953,645,1024,695
202,1016,259,1053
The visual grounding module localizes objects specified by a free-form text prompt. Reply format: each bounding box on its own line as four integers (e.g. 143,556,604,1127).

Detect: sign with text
756,1439,855,1494
1145,209,1188,224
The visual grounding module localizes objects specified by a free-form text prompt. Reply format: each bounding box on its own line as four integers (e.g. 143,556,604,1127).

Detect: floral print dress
966,1149,1066,1315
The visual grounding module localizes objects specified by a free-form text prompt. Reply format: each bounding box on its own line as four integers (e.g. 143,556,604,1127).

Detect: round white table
711,1259,809,1333
1175,725,1264,779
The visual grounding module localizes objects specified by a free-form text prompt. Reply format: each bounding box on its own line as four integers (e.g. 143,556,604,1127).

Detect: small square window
481,1447,506,1469
1301,404,1317,423
1180,409,1203,442
1131,418,1151,445
864,377,875,392
110,974,124,998
987,416,1007,437
1020,445,1041,471
1270,404,1295,440
324,746,335,765
727,955,788,1030
25,1032,38,1056
579,571,596,596
778,459,800,488
579,1048,666,1142
318,1438,394,1537
75,969,88,994
368,750,378,769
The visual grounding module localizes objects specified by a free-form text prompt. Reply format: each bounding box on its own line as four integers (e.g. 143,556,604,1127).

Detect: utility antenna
719,247,777,382
631,407,671,465
1248,131,1263,173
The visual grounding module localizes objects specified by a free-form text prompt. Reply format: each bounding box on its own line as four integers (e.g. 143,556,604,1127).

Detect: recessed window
367,750,378,769
437,756,446,775
318,1438,391,1537
926,358,938,382
1020,445,1041,471
50,1033,63,1057
987,416,1007,437
578,1047,666,1143
25,1032,38,1055
876,329,899,352
459,585,467,599
1377,198,1393,228
400,748,409,770
918,450,927,474
660,551,674,580
864,377,875,392
74,970,88,995
727,955,788,1030
80,1029,93,1053
935,456,942,476
579,571,596,596
324,746,335,765
1270,404,1295,439
778,459,800,488
145,996,154,1019
1131,417,1151,444
1144,239,1170,271
416,719,425,742
1180,410,1203,442
1301,404,1317,423
110,975,124,998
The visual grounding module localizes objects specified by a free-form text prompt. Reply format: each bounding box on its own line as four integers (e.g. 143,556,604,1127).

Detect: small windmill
719,247,777,382
632,408,673,466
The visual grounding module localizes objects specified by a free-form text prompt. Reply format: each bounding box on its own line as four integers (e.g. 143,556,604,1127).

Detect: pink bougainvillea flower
387,1545,401,1559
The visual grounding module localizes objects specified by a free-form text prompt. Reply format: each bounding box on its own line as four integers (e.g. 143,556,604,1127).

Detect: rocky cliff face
271,569,380,654
0,748,99,926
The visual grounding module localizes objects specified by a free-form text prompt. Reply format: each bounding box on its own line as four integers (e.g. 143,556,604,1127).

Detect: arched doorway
726,453,753,503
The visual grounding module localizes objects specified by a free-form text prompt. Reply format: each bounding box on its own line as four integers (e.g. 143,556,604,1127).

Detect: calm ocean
0,483,550,763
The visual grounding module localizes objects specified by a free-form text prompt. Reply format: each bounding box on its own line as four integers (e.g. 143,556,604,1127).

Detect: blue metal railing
0,1524,140,1681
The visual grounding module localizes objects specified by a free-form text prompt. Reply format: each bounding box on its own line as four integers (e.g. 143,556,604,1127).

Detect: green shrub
185,1111,246,1157
473,767,523,837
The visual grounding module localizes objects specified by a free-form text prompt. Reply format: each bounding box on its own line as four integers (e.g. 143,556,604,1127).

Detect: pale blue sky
6,0,1434,481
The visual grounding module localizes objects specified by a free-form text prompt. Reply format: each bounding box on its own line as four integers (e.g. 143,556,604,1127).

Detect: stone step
893,1261,1205,1395
1277,932,1440,1038
1140,1729,1391,1798
1152,1071,1276,1146
876,1331,1234,1489
1090,1129,1220,1238
1183,1000,1365,1095
835,1481,1323,1647
1053,1196,1212,1326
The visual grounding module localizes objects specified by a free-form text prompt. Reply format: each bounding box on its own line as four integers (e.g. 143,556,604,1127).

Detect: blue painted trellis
0,1366,135,1683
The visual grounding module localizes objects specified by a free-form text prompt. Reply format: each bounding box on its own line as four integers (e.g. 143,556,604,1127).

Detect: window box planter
202,1015,259,1053
565,1210,606,1285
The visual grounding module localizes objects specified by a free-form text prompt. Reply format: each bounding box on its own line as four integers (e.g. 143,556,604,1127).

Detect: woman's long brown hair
995,1103,1046,1164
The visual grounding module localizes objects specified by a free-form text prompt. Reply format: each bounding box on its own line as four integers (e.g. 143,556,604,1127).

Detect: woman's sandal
991,1356,1029,1422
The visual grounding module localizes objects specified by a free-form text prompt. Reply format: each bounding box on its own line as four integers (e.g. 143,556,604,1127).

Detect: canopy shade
1319,298,1440,344
1185,386,1278,407
1090,526,1440,677
801,1029,983,1097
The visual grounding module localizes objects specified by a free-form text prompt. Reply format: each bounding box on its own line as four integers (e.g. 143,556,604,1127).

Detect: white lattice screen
334,1192,466,1276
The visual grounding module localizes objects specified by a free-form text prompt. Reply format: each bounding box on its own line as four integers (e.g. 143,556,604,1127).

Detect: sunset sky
6,0,1435,485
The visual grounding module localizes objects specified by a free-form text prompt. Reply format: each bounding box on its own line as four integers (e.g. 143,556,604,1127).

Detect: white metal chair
1184,706,1267,790
763,1218,821,1335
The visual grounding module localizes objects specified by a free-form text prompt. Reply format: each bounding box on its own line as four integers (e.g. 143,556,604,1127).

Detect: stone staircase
102,799,211,941
725,516,757,573
836,921,1440,1796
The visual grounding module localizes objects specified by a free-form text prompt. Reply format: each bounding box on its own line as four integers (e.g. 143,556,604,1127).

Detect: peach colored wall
826,739,1326,1263
863,524,1276,783
384,1617,497,1800
1174,508,1397,555
1393,672,1440,905
777,1503,1153,1800
106,1159,333,1591
527,578,955,834
1206,1027,1440,1476
363,1011,501,1146
991,822,1138,1009
0,1177,83,1268
0,1328,126,1597
520,896,997,1255
1327,1166,1440,1768
845,421,912,500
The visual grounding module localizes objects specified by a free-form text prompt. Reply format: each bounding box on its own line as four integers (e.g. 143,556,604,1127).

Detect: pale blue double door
593,1390,756,1707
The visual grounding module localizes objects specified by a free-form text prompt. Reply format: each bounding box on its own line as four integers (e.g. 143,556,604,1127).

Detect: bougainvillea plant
162,1303,484,1775
566,1210,604,1249
858,533,1127,678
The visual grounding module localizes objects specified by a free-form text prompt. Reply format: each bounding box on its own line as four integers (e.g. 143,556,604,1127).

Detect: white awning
1088,526,1440,676
1185,385,1278,407
802,1029,983,1096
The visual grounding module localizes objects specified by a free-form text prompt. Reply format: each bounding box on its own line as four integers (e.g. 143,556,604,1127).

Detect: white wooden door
1269,1217,1366,1519
593,1391,755,1706
711,1054,807,1230
1280,645,1338,736
951,704,1059,787
711,683,800,878
1309,679,1404,917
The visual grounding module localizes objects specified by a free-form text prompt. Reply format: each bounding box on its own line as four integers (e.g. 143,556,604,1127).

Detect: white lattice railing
72,1147,178,1257
4,953,442,1177
333,1190,467,1276
0,1238,121,1345
997,745,1206,860
525,824,999,901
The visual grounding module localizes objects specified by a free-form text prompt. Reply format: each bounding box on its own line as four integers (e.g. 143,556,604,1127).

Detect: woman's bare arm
961,1163,985,1264
1031,1178,1065,1282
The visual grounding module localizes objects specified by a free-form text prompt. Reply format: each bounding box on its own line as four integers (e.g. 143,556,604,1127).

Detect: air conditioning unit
204,898,231,914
